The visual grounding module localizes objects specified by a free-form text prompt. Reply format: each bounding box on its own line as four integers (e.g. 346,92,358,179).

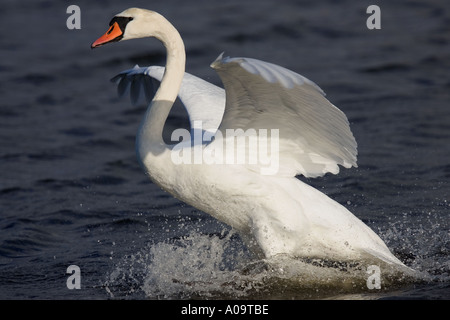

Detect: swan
91,8,408,268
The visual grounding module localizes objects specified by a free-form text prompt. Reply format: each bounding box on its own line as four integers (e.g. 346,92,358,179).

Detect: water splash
378,209,450,283
105,229,255,299
103,223,438,299
101,200,450,300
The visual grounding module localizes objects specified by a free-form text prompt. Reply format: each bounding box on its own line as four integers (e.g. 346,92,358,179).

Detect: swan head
91,8,166,48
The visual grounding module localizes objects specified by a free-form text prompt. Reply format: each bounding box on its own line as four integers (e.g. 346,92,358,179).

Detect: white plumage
94,8,409,269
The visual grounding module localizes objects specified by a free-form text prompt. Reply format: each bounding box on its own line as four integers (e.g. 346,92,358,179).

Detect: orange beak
91,22,123,49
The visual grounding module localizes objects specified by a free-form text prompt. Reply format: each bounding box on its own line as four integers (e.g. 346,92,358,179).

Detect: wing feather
111,65,225,134
211,54,357,177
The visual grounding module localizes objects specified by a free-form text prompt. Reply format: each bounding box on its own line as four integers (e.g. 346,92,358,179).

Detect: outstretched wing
111,65,226,135
211,54,357,178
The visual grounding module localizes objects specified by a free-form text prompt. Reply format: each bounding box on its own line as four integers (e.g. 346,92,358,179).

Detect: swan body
92,8,407,268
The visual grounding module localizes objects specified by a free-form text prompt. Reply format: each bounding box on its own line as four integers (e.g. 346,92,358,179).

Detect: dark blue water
0,0,449,300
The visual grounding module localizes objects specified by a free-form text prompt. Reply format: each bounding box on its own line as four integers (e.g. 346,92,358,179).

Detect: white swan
92,8,407,268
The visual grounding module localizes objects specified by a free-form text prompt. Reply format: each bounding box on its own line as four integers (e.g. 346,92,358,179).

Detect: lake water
0,0,448,300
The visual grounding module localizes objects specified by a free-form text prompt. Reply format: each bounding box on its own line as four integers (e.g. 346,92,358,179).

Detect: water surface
0,0,449,300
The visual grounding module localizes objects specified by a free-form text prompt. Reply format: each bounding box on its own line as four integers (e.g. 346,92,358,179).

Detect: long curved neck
137,17,185,155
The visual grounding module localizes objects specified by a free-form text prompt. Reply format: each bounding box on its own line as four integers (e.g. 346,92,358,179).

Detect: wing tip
210,52,226,69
